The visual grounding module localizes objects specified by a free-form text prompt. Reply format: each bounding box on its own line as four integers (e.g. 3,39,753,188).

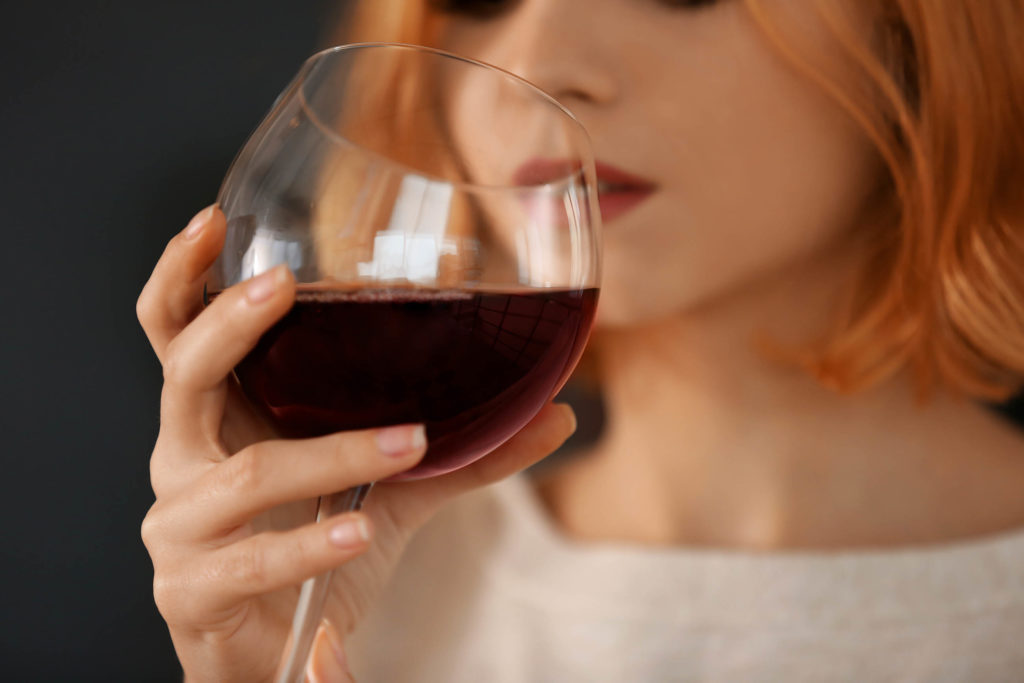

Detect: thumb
306,619,354,683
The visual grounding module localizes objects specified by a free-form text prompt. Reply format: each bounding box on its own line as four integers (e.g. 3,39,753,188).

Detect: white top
348,475,1024,682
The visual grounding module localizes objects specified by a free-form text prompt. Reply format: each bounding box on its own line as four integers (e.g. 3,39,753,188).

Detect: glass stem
274,483,374,683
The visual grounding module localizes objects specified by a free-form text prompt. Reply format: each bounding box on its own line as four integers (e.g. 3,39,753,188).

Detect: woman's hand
137,206,577,682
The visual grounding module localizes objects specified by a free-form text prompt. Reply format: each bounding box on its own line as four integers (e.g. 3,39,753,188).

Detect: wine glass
207,42,601,682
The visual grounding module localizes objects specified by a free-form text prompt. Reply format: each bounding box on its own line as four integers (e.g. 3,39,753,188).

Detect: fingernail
556,403,577,433
245,266,286,304
376,424,426,457
323,619,350,676
328,516,370,548
183,205,215,239
308,620,350,683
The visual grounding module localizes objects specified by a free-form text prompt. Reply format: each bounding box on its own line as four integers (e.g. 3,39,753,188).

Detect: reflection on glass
206,43,601,682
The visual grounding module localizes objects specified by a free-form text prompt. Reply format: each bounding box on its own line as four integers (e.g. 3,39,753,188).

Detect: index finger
136,205,226,362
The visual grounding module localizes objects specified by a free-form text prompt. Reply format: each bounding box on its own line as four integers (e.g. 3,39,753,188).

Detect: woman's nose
477,0,620,109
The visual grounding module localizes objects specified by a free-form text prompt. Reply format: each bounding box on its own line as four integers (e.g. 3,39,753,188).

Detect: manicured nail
328,516,370,548
245,266,286,304
376,424,426,457
322,619,350,675
556,403,577,433
308,621,350,682
183,205,215,239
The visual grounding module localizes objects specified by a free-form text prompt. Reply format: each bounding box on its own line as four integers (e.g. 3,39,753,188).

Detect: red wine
229,286,598,480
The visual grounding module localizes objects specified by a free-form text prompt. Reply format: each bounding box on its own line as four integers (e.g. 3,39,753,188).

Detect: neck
539,243,1024,550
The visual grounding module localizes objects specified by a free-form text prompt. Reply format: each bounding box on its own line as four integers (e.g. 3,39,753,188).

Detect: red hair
341,0,1024,400
746,0,1024,400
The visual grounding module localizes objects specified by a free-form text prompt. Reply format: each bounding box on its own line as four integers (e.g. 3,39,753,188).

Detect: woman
137,0,1024,680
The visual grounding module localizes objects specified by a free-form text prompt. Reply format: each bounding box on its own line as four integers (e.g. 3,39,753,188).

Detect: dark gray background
0,2,1020,681
1,1,332,679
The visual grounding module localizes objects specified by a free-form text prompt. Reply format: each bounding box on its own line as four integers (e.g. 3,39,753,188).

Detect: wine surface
230,286,598,480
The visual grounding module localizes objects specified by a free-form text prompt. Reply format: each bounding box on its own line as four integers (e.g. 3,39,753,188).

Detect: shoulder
907,399,1024,541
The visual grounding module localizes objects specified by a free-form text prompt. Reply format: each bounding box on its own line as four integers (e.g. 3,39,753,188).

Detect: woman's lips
512,158,656,225
593,161,656,224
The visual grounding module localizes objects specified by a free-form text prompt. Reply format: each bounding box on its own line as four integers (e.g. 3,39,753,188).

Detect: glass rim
295,41,597,192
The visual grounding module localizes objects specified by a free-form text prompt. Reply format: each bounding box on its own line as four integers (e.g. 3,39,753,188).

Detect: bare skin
435,0,1024,550
138,206,577,682
141,0,1024,679
535,248,1024,551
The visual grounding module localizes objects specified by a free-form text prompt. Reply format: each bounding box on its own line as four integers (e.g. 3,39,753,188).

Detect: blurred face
431,0,884,327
